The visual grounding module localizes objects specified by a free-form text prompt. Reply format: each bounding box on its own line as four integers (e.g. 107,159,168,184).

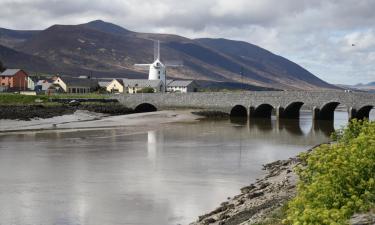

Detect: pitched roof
36,79,54,85
59,77,98,87
0,69,21,76
167,80,195,87
98,81,111,87
122,79,162,88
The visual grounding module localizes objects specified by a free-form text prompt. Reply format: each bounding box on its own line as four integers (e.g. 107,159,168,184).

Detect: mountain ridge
0,20,338,90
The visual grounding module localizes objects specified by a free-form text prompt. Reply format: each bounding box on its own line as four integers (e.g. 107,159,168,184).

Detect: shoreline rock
189,157,301,225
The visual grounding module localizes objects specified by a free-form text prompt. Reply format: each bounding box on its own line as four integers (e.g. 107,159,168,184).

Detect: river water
0,111,374,225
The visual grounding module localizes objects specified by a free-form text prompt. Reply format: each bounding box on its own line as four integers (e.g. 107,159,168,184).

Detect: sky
1,0,375,85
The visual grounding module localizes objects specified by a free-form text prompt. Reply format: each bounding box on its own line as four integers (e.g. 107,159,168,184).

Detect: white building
106,79,124,93
27,77,36,90
122,79,164,93
167,80,199,93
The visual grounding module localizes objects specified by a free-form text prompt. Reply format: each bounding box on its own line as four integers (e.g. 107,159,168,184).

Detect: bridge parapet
114,91,375,120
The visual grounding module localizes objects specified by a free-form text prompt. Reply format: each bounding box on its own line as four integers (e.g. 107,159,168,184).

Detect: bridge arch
355,105,373,120
313,102,340,121
279,102,304,119
230,105,247,118
250,104,274,119
134,103,157,113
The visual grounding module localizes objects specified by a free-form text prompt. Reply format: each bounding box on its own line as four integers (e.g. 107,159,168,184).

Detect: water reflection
312,120,335,137
230,117,247,126
370,109,375,121
0,112,360,225
249,118,273,132
277,119,304,136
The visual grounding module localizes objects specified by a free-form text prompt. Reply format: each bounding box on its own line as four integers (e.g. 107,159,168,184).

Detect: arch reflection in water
249,118,273,132
370,109,375,121
242,116,335,140
312,120,335,137
230,117,248,125
277,119,304,136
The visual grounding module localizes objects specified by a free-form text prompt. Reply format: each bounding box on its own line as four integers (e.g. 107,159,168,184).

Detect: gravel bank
189,157,300,225
0,103,134,120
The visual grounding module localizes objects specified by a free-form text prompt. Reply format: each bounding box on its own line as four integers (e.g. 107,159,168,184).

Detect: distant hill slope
0,20,337,90
196,38,334,89
354,81,375,90
0,28,38,48
337,81,375,92
0,44,55,72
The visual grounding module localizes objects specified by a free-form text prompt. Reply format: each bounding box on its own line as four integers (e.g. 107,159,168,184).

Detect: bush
138,87,155,93
285,120,375,225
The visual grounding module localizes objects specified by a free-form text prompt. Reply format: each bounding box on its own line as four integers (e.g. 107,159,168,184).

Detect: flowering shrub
285,120,375,225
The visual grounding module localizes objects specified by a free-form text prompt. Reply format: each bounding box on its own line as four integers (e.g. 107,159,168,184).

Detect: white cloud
0,0,374,84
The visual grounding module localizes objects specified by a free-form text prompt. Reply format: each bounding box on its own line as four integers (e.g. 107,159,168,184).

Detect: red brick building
0,69,28,91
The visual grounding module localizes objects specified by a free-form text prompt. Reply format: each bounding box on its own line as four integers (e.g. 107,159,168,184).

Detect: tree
0,60,5,72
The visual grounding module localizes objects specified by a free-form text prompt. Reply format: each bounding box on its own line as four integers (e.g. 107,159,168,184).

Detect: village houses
100,79,199,94
54,76,99,94
0,68,199,94
167,80,199,93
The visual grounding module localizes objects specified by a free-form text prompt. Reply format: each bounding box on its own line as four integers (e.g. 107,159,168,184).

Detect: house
106,79,124,93
35,79,54,93
167,80,199,93
27,76,37,91
122,79,164,93
0,69,28,91
54,77,98,93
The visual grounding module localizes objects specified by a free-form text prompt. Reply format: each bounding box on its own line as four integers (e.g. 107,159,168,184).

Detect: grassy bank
0,93,108,105
284,120,375,224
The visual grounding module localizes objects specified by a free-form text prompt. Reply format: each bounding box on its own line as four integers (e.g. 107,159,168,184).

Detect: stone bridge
114,91,375,121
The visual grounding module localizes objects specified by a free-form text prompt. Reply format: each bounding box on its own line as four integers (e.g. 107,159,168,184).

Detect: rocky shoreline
189,156,300,225
0,103,134,120
189,143,375,225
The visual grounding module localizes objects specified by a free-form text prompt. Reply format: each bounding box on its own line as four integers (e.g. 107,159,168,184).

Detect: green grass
0,93,109,105
284,120,375,225
50,93,109,99
0,93,49,104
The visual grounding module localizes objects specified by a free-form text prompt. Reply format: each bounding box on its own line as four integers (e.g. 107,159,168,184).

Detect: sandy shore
0,110,201,133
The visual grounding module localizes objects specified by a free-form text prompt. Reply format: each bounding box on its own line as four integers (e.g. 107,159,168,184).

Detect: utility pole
240,66,244,91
